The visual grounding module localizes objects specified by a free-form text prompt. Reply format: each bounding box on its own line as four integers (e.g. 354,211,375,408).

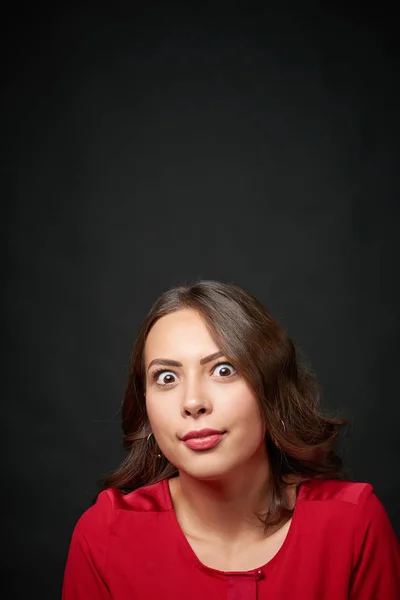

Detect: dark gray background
3,3,399,598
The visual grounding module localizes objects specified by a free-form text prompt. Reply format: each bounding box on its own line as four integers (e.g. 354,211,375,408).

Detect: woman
62,280,400,599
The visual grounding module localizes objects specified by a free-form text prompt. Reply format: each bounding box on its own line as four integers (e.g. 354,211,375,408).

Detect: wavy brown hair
100,280,348,528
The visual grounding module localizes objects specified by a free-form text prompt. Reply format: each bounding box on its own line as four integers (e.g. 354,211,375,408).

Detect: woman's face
144,308,267,481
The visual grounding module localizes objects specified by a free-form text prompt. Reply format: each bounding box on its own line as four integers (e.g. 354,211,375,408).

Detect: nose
182,401,211,418
181,380,212,419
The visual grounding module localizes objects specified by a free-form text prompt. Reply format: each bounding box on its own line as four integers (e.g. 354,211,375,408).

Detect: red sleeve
62,491,115,600
350,485,400,599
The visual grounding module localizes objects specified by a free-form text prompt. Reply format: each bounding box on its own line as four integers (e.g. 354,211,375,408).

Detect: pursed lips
180,428,226,441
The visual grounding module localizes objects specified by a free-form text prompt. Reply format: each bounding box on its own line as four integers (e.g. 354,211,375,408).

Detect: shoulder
71,478,171,542
298,478,396,536
297,478,380,528
64,479,172,587
299,478,373,507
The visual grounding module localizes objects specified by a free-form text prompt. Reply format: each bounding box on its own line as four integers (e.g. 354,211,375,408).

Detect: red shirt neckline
161,477,306,577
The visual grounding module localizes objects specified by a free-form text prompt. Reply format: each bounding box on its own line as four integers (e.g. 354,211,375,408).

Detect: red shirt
62,478,400,599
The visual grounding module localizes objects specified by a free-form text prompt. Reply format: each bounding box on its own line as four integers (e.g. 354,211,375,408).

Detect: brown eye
153,370,177,386
212,362,236,378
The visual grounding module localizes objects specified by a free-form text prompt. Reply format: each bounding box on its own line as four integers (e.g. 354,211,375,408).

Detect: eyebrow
147,351,224,372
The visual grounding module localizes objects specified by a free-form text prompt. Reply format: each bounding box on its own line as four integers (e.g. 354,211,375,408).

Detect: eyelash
150,362,237,388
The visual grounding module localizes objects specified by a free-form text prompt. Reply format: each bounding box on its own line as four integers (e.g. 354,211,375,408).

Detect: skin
144,308,295,571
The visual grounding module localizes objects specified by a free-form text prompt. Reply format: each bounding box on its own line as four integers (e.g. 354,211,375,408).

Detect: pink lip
181,429,226,451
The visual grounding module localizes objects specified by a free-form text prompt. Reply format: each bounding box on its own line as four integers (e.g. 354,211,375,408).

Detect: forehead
144,309,218,362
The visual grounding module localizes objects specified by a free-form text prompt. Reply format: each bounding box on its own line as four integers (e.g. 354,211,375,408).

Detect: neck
170,447,271,543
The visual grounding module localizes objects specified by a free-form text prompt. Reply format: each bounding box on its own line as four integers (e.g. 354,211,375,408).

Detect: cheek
146,397,162,427
228,384,260,417
146,396,177,437
230,388,265,435
145,397,181,463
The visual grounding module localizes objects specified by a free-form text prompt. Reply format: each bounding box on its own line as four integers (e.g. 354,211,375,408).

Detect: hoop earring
270,419,286,448
146,432,162,459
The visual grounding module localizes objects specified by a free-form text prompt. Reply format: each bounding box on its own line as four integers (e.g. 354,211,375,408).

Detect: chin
176,459,240,482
